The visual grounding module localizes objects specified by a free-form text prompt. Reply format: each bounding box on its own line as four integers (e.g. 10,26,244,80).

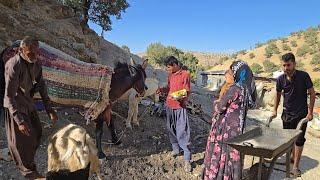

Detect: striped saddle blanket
2,41,113,122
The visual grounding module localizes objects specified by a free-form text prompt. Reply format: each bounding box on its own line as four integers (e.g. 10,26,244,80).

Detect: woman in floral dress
203,60,256,180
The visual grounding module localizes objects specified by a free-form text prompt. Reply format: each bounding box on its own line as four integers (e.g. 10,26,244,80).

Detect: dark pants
4,108,42,177
281,112,307,147
166,106,191,161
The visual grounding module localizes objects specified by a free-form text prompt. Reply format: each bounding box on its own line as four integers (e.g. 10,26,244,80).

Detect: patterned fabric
2,41,113,122
203,60,256,180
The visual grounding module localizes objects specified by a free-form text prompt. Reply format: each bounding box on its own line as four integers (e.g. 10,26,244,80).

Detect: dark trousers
166,106,191,161
4,109,42,177
281,112,307,147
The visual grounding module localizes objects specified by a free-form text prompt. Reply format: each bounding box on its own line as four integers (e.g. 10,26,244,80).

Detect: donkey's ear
142,59,148,69
130,57,136,66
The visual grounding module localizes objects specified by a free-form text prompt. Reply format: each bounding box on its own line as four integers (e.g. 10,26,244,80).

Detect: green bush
249,53,255,59
290,40,298,47
121,45,130,53
314,78,320,90
255,43,264,48
251,63,263,74
265,43,280,58
231,53,237,59
281,37,289,43
304,27,318,46
311,54,320,65
267,39,277,44
263,60,278,72
282,44,291,51
238,50,247,55
295,60,305,70
296,44,311,57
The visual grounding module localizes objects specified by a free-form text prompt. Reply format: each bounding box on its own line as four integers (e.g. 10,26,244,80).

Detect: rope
85,74,105,125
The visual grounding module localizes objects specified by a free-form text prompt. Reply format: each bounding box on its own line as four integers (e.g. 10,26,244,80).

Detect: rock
0,148,10,161
72,42,85,53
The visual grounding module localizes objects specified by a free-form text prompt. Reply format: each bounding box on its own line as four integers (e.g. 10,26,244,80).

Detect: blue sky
89,0,320,54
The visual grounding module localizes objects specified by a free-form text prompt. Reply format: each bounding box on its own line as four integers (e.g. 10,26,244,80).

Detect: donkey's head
128,58,148,97
109,58,148,101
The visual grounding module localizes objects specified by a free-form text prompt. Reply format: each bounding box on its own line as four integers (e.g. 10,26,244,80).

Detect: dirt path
1,101,319,179
0,102,210,180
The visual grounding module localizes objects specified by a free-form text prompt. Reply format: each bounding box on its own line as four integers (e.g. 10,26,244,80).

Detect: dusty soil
1,95,319,180
0,101,210,180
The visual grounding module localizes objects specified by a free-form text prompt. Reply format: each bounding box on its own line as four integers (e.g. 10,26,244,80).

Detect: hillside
208,27,320,83
0,0,158,75
188,51,229,68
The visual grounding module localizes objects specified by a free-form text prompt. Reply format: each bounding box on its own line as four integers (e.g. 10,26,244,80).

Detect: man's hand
18,121,30,136
306,112,313,121
267,110,277,127
49,111,58,124
270,110,277,120
156,88,161,95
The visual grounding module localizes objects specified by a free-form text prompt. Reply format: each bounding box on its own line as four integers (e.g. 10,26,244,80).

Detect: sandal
291,168,302,177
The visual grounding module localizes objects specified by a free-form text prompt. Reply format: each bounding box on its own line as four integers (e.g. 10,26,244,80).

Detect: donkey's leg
95,117,106,159
132,100,140,126
126,105,134,129
108,120,121,145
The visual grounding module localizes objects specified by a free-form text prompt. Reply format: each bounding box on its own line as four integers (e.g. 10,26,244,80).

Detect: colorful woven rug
2,41,113,122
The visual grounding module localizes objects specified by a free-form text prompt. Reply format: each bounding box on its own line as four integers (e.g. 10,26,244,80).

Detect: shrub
263,60,278,72
282,44,291,51
311,54,320,65
281,37,289,43
304,27,318,46
290,40,297,47
314,78,320,90
295,60,305,70
231,53,237,59
249,53,255,59
251,63,263,74
265,43,280,58
255,43,264,48
296,44,311,57
238,50,247,55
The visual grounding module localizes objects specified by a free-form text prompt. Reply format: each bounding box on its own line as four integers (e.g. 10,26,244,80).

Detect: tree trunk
80,0,90,31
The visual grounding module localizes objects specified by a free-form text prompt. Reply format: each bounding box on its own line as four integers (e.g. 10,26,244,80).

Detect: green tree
57,0,129,31
295,60,305,70
238,50,247,55
265,43,280,58
145,43,199,80
251,63,263,74
303,27,318,46
311,54,320,65
145,43,168,65
121,45,130,53
296,44,311,57
231,53,237,59
313,78,320,90
282,44,291,51
290,40,298,47
281,37,289,43
263,60,278,72
255,42,264,48
249,53,255,59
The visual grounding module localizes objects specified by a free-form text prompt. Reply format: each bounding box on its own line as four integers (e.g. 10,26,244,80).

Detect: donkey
95,58,148,159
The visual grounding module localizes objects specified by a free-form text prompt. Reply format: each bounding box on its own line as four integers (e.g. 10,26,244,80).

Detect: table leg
258,157,263,180
286,148,291,178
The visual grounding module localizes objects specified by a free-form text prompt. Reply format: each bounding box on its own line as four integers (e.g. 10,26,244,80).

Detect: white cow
120,77,160,128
